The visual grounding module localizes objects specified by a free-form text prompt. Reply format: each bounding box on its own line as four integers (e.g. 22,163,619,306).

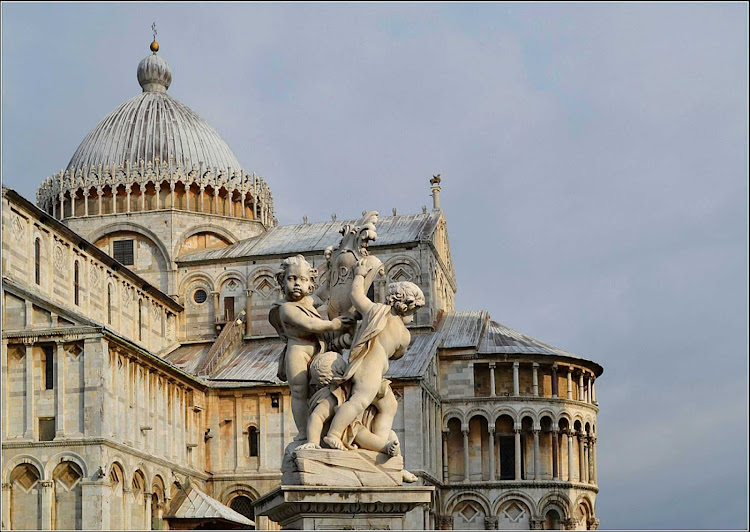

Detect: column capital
512,361,519,368
461,426,469,435
531,428,540,434
488,426,496,435
144,492,153,501
442,429,450,437
39,480,54,489
532,362,539,368
552,363,558,370
513,426,522,434
489,362,496,369
1,482,11,491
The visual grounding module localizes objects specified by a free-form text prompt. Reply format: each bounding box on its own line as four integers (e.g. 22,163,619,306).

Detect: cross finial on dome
150,22,159,53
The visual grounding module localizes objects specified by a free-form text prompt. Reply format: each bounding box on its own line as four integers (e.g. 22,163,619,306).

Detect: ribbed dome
66,48,241,173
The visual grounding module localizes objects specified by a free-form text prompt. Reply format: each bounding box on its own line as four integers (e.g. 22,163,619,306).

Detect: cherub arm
351,264,375,316
281,304,343,334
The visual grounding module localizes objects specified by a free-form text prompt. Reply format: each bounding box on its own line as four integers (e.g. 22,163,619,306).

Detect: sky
1,2,748,529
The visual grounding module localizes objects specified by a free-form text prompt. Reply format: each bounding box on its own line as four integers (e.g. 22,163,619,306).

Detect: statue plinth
282,447,404,487
253,485,434,530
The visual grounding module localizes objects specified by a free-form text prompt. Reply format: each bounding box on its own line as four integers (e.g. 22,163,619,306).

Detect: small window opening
113,240,134,265
249,427,259,457
43,345,54,390
35,238,41,285
74,261,80,305
107,285,113,325
39,418,55,441
270,394,280,408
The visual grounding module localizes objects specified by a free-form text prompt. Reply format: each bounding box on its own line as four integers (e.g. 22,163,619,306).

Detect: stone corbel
484,516,498,530
588,517,600,530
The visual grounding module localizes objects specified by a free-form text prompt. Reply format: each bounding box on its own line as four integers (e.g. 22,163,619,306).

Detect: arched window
230,495,255,522
35,238,41,285
108,284,113,325
248,426,259,457
74,261,80,305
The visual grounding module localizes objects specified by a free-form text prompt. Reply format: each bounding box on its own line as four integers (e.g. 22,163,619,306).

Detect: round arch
492,408,518,425
465,408,492,426
87,222,171,267
444,491,492,516
215,269,246,289
249,267,278,287
517,409,538,426
383,255,422,281
537,492,572,520
173,225,238,257
44,452,88,480
109,459,130,486
178,272,216,296
219,483,261,504
442,410,465,430
3,454,46,483
492,491,537,516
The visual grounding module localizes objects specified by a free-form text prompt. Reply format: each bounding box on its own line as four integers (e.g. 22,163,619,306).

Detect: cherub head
276,255,317,302
309,351,347,390
386,281,425,323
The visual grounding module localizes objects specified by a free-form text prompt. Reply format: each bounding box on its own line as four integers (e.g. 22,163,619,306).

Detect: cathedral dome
65,45,241,173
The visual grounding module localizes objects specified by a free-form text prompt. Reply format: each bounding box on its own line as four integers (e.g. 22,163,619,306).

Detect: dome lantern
137,42,171,93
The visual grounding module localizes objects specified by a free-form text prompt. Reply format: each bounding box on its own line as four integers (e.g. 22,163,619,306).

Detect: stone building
1,41,602,530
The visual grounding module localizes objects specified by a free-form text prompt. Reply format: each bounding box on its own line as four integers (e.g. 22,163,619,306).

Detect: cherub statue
299,350,418,483
269,255,353,441
322,260,425,454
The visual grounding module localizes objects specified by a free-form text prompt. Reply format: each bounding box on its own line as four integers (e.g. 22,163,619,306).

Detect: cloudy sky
2,3,747,529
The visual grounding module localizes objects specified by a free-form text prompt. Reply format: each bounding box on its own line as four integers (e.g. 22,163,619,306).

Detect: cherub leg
323,362,382,450
300,396,336,450
287,350,311,441
371,386,398,440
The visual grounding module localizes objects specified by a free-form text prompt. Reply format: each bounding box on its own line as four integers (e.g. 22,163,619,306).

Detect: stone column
199,186,205,212
169,183,176,209
235,393,243,470
213,189,219,214
567,430,575,482
578,373,585,401
512,362,519,396
587,375,593,403
532,363,539,397
24,342,34,439
488,427,495,481
442,430,449,481
462,426,470,482
592,379,597,404
578,432,586,483
144,492,153,530
155,184,161,210
567,367,573,400
551,364,558,398
489,362,496,397
583,437,590,484
71,192,76,217
40,480,54,530
55,342,65,438
590,437,597,484
97,187,103,215
84,191,90,216
551,428,560,480
532,429,540,480
211,291,221,329
123,487,132,531
126,189,131,213
2,482,11,530
244,289,253,336
59,193,65,219
514,427,522,480
1,340,7,440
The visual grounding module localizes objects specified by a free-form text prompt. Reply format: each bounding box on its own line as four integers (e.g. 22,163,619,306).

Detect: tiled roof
164,479,254,526
176,211,442,263
439,310,489,349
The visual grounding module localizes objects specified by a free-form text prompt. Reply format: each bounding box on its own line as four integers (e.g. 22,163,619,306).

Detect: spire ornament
150,22,159,53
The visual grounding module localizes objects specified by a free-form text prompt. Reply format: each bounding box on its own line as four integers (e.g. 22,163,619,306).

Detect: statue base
253,485,434,530
282,446,406,487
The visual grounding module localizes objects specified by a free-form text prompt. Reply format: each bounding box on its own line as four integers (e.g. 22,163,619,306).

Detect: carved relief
89,266,100,290
12,215,24,240
54,244,65,271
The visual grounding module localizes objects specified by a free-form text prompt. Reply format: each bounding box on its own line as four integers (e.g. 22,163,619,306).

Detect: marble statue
271,212,424,486
269,255,354,441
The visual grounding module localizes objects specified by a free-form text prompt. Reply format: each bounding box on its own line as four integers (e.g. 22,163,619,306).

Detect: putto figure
269,255,353,441
322,260,425,452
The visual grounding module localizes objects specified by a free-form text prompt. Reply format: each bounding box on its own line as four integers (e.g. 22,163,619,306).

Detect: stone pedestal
254,485,434,530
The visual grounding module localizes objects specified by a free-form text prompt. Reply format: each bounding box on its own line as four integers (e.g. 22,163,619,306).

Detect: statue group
269,211,424,485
